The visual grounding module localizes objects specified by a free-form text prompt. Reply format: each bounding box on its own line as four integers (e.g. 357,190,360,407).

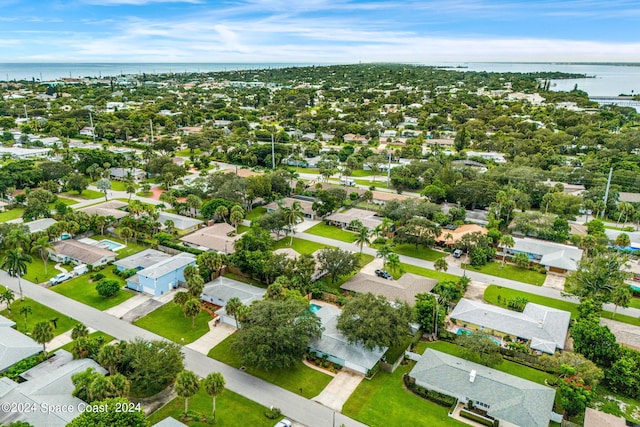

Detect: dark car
375,269,393,280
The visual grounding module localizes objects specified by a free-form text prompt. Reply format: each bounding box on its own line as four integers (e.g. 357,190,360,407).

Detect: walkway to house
47,326,96,352
185,320,235,355
314,370,365,412
53,263,68,274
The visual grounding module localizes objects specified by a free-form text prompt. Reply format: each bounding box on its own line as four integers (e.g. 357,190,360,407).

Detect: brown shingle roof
52,240,117,265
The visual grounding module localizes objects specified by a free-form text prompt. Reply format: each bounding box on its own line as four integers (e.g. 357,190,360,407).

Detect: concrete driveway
186,321,235,354
314,370,364,412
542,273,566,292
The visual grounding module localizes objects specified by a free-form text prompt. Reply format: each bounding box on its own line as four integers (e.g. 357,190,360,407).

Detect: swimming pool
456,328,501,345
310,304,322,314
99,239,126,251
631,284,640,292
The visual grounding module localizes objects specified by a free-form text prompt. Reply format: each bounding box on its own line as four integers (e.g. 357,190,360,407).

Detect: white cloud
81,0,203,5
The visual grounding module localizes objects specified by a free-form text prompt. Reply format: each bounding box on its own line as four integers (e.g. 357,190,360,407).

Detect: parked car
50,272,74,285
453,249,463,258
375,269,393,280
274,419,292,427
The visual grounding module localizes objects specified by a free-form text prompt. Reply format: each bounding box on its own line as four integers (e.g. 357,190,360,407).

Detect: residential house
309,303,387,375
542,179,586,197
500,237,583,273
200,276,266,326
158,211,203,234
436,224,488,246
0,350,107,427
180,222,241,254
24,218,58,235
265,197,316,220
126,252,196,296
409,349,556,427
466,151,507,163
79,200,128,220
114,248,171,272
273,248,325,281
109,167,146,182
370,190,412,206
341,273,436,306
449,298,571,354
0,315,41,372
49,239,117,267
325,208,382,230
0,147,50,160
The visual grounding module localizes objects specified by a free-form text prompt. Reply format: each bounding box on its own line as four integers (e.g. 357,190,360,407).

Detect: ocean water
1,62,638,97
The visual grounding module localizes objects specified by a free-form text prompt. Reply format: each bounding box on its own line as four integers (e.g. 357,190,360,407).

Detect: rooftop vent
469,370,477,383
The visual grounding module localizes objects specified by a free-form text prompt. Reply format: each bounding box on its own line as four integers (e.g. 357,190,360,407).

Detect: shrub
90,272,106,281
264,407,282,419
372,237,387,245
96,279,121,297
403,374,456,407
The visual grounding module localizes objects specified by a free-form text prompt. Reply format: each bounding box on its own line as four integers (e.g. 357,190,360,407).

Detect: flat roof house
501,237,583,274
0,315,41,372
49,239,117,267
109,167,146,181
114,248,171,271
341,273,437,306
325,208,382,230
436,224,488,246
449,298,571,354
0,350,107,427
409,349,556,427
309,303,387,375
126,252,196,296
79,200,129,220
180,222,241,254
158,211,204,234
200,276,266,326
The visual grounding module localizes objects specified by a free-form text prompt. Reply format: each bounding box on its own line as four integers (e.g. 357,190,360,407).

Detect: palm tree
1,289,15,314
386,253,400,274
184,298,201,327
97,344,121,375
354,226,371,255
2,248,32,300
282,201,304,246
215,206,229,223
19,305,32,331
615,233,631,249
30,236,54,277
610,285,632,319
187,274,205,298
71,322,89,339
174,291,190,307
225,297,243,329
499,235,515,267
126,183,136,201
175,370,200,414
230,209,244,233
186,194,202,217
32,320,54,355
164,219,176,235
434,257,448,280
119,227,134,246
376,244,392,265
203,372,225,422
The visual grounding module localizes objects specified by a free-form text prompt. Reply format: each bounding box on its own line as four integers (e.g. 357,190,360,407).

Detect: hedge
460,408,496,427
403,374,457,408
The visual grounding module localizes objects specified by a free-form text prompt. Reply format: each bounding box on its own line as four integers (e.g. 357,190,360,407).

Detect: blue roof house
125,252,196,296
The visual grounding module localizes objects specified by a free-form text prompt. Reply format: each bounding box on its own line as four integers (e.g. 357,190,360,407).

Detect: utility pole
602,166,613,218
149,119,154,145
386,150,392,188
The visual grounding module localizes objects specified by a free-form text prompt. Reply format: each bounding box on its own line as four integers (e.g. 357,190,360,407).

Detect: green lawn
91,234,149,258
175,148,202,157
391,243,447,262
91,180,137,192
630,297,640,310
356,179,389,189
0,297,77,335
398,262,460,283
54,197,79,206
56,331,115,352
23,258,61,284
147,387,274,427
237,224,250,234
465,261,546,286
0,208,24,221
272,237,335,254
223,272,265,288
63,189,104,200
134,302,213,344
50,270,135,311
208,334,332,399
351,169,375,177
343,362,466,427
291,167,320,174
306,222,358,243
246,207,267,222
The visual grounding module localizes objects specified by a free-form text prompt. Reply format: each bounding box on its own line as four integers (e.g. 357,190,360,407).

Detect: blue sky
0,0,638,62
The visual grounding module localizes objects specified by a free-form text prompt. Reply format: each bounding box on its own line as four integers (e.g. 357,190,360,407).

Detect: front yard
147,387,274,427
342,362,467,427
208,334,332,399
0,297,77,335
23,258,61,284
50,269,135,311
465,261,546,286
134,301,212,344
396,262,460,283
324,253,375,292
391,243,447,262
56,331,115,352
272,237,334,254
63,189,104,200
246,207,267,222
305,222,358,243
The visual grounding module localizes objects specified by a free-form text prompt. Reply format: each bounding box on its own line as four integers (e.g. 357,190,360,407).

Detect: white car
50,272,74,285
274,419,292,427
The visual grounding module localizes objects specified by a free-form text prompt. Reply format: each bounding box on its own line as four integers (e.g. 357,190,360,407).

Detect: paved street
1,271,366,427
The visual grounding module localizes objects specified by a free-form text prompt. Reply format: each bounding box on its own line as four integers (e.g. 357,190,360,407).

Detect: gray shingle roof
341,273,436,305
158,211,203,230
24,218,57,234
450,298,571,353
0,350,107,427
309,304,386,371
504,237,583,271
410,349,555,427
201,276,266,306
52,239,117,265
0,315,41,372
